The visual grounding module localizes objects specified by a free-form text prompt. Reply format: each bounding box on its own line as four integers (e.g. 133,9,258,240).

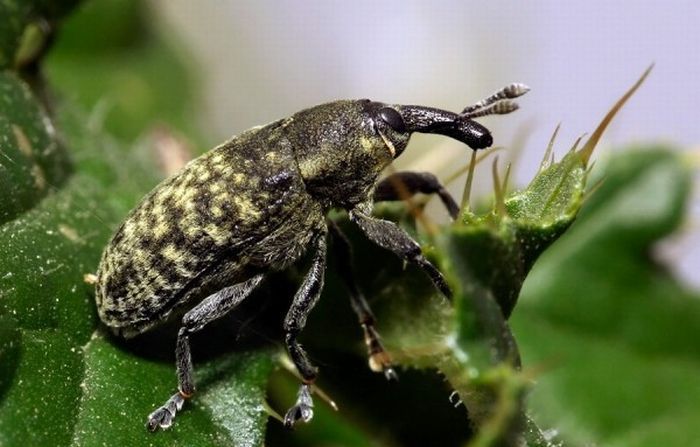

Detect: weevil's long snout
396,82,529,150
396,105,493,150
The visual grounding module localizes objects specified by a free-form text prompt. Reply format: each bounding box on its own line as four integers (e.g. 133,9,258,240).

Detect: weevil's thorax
285,100,410,209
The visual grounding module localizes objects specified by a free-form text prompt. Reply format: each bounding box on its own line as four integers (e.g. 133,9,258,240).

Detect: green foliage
44,0,201,143
0,0,80,69
0,71,71,223
512,148,700,446
0,2,697,447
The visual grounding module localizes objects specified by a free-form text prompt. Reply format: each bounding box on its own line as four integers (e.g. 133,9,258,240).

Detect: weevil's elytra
96,120,323,336
93,84,529,431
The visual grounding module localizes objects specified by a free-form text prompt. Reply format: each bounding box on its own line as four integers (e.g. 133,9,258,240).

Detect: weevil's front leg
373,171,459,220
146,274,265,432
328,220,397,381
350,207,452,299
282,228,328,429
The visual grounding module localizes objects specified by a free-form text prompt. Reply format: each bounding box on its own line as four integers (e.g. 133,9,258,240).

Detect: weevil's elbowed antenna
460,83,530,118
395,83,530,150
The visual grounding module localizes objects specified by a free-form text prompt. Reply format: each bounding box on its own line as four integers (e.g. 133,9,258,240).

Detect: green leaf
0,314,20,401
444,74,653,447
0,72,71,223
512,148,700,446
0,94,159,445
0,0,80,68
266,371,384,447
0,329,84,445
0,0,31,68
44,0,201,143
71,332,274,447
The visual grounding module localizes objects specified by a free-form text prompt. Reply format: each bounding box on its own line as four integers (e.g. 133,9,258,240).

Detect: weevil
93,83,529,431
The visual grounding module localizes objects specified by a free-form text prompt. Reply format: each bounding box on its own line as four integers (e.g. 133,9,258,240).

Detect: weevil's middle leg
282,229,328,429
328,220,397,380
373,171,459,220
146,274,265,432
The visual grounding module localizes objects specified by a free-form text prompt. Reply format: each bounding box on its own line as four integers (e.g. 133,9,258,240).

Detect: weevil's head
365,100,495,158
286,99,493,208
362,100,413,159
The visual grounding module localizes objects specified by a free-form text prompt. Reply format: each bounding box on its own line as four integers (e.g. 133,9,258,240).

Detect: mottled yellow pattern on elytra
152,220,170,239
161,243,194,277
233,173,245,184
135,216,149,236
233,196,261,221
204,222,232,245
173,263,194,278
180,182,197,201
95,112,330,335
183,171,196,184
152,203,166,217
183,199,197,212
121,220,136,239
161,243,183,262
211,191,230,210
174,182,199,212
199,169,211,182
118,245,154,303
211,206,224,218
184,226,200,239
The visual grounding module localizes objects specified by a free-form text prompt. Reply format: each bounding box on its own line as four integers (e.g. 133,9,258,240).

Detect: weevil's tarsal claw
284,384,314,429
368,349,397,379
384,366,399,381
147,408,173,432
363,322,399,381
146,393,185,432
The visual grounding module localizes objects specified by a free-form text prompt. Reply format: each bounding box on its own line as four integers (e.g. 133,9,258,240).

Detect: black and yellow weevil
91,83,529,431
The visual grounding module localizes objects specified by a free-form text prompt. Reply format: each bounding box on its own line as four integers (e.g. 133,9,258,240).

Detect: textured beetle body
93,86,529,431
96,101,398,337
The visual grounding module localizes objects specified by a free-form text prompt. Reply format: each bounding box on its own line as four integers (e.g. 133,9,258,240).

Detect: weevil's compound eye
378,107,406,133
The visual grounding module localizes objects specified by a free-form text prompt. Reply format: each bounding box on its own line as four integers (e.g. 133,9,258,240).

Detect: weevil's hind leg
282,229,328,429
328,220,397,380
373,171,459,220
350,209,452,300
146,273,265,432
